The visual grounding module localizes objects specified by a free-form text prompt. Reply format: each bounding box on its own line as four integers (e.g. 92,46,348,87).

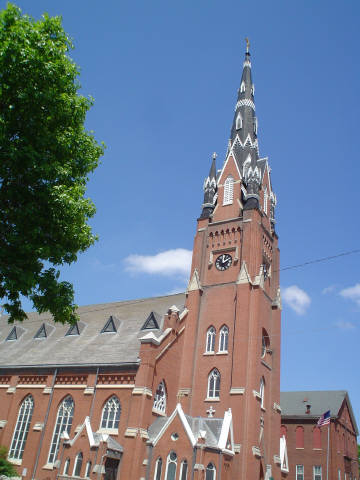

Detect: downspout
89,367,100,421
31,368,58,480
230,227,243,389
190,446,197,480
145,444,153,480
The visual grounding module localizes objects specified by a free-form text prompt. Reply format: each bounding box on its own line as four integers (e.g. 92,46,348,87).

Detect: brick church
0,47,358,480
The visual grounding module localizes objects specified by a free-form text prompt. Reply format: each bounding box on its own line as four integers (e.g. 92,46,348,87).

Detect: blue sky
2,0,360,434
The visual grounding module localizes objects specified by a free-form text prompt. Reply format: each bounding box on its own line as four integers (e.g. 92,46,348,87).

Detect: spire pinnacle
200,153,217,219
245,37,250,54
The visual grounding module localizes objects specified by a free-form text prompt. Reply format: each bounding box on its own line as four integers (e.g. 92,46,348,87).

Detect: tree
0,446,17,477
0,4,104,324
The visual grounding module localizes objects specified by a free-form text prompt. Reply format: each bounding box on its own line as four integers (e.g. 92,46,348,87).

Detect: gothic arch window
63,458,70,475
154,457,162,480
295,426,304,449
180,459,188,480
73,452,83,477
48,395,74,464
240,81,245,93
223,176,234,205
313,427,321,449
207,369,221,399
261,329,270,358
206,326,216,353
263,187,268,215
218,325,229,353
206,463,216,480
100,395,121,430
259,377,265,408
165,451,177,480
153,380,167,414
9,395,34,460
254,117,258,135
236,112,242,130
251,84,255,96
85,461,92,478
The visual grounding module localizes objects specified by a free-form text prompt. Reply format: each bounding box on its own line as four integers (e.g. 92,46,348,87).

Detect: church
0,46,358,480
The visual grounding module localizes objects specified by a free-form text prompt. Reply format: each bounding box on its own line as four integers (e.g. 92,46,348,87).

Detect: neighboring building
281,391,359,480
0,45,357,480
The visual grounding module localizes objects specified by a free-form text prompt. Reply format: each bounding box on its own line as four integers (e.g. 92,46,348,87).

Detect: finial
245,37,250,53
212,152,217,160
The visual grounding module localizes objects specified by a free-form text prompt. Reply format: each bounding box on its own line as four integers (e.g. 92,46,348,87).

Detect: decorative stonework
0,375,11,385
132,387,152,397
55,375,88,385
98,374,135,385
18,375,47,384
235,98,255,111
229,387,245,395
252,446,261,457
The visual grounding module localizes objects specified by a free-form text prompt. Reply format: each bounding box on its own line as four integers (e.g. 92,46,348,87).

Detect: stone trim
252,446,261,458
124,427,138,438
0,420,7,428
84,386,95,395
132,387,152,397
43,387,53,394
6,387,16,394
33,423,44,431
273,402,282,413
229,387,245,395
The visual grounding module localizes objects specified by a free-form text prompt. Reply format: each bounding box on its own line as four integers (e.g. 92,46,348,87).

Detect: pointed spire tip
245,37,250,54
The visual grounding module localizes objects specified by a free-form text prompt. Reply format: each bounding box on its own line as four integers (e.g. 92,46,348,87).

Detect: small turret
200,152,217,219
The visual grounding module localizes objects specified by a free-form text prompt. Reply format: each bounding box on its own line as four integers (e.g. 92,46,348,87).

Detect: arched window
206,463,216,480
206,327,216,353
48,396,74,464
218,326,229,352
73,452,83,477
261,329,270,358
263,187,268,215
207,369,221,399
165,451,177,480
153,380,167,414
313,427,321,449
223,176,234,205
259,377,265,408
180,460,188,480
101,395,121,430
85,461,92,478
63,458,70,475
236,112,242,130
296,426,304,449
240,81,245,93
9,395,34,460
154,457,162,480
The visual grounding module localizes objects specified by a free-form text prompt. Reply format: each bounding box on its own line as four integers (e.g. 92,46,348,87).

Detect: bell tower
178,43,282,479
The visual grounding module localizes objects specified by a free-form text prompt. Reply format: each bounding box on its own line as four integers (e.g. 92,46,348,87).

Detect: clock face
215,254,232,271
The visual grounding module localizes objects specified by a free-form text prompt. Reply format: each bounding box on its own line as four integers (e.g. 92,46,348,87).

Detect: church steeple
200,152,217,219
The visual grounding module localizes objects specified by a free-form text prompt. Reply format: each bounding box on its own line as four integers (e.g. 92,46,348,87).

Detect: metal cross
212,152,217,160
207,406,216,418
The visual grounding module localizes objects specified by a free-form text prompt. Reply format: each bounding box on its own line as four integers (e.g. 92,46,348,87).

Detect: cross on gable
207,406,216,418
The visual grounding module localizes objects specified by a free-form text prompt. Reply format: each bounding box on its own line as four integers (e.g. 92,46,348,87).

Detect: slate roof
281,390,358,434
0,293,186,368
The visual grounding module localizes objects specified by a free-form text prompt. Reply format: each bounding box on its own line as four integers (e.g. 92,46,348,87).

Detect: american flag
317,410,330,427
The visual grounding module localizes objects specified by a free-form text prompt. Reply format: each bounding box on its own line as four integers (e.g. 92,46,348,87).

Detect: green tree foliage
0,4,104,324
0,446,17,477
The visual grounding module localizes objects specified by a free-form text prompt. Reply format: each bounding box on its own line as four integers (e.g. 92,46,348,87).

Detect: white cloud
124,248,192,278
334,320,356,330
282,285,311,315
322,285,336,295
339,283,360,306
90,258,116,272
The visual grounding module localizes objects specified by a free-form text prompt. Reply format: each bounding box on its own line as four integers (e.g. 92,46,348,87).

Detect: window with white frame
338,470,341,480
9,395,34,460
313,465,322,480
206,326,216,353
240,81,245,93
180,460,188,480
73,452,83,477
100,395,121,430
165,451,177,480
154,457,162,480
48,396,74,464
207,369,221,399
63,458,70,475
263,187,268,215
223,176,234,205
296,465,304,480
259,377,265,408
236,112,242,130
85,461,92,478
205,463,216,480
218,326,229,352
153,380,167,414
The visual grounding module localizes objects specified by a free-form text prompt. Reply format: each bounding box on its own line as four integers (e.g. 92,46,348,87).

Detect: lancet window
48,396,74,464
260,377,265,408
207,369,221,399
206,463,216,480
206,326,216,353
180,460,188,480
165,451,177,480
153,380,167,414
223,176,234,205
236,112,242,130
154,457,162,480
9,395,34,460
73,452,83,477
218,325,229,352
101,395,121,430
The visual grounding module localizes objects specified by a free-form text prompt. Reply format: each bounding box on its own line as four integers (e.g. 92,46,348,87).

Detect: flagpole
326,423,330,480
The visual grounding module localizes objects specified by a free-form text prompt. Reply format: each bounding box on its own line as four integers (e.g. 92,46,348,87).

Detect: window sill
296,448,304,450
97,427,118,435
313,448,322,451
152,408,166,417
261,407,266,412
216,351,228,355
203,352,215,356
8,458,22,466
42,463,54,470
204,397,220,402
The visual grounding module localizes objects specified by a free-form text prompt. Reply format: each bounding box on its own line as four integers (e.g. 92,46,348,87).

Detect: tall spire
200,152,217,218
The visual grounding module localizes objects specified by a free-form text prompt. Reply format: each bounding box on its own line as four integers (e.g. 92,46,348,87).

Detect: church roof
0,293,186,369
280,390,358,434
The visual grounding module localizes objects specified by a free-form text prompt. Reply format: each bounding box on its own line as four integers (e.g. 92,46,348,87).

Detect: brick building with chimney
0,46,357,480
